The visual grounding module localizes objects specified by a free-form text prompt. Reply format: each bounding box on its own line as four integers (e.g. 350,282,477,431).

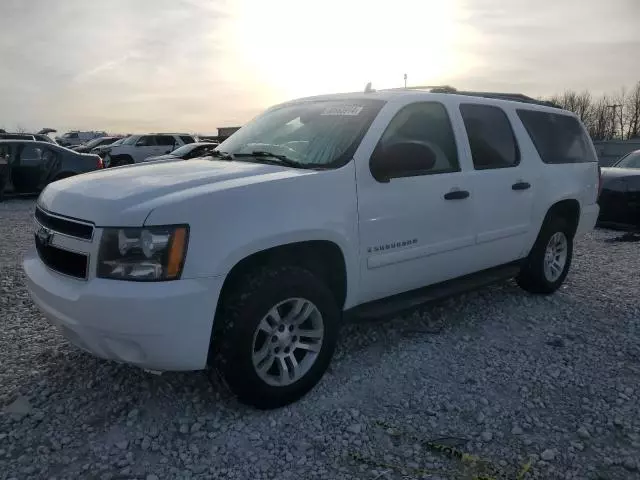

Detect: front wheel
517,216,573,294
212,266,339,409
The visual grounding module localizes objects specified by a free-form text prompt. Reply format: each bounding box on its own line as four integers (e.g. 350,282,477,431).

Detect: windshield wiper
209,150,234,160
231,151,310,169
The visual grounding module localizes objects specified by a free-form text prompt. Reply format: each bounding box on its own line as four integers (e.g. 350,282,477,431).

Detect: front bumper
23,248,224,371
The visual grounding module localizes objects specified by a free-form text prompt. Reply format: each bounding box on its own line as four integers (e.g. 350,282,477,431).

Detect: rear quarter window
517,109,596,164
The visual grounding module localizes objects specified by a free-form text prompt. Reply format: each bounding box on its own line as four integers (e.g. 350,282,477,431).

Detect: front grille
35,207,94,240
35,235,88,279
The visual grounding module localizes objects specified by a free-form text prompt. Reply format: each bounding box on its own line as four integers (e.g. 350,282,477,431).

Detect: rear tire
517,216,573,294
211,266,340,409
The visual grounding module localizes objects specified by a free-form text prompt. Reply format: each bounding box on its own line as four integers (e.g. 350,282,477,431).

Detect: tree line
544,81,640,141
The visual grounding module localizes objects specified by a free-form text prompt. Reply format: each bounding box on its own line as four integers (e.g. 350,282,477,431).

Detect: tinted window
136,136,156,146
517,110,596,164
155,135,176,146
376,102,459,174
180,135,195,144
460,104,519,169
20,145,43,162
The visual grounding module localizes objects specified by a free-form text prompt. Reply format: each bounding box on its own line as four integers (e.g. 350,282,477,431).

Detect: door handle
444,190,470,200
512,182,531,191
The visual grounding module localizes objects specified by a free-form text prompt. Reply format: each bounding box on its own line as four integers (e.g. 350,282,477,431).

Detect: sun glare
232,0,466,102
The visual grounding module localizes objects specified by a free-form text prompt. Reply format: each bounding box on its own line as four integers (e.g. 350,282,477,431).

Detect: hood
38,159,309,226
601,167,640,192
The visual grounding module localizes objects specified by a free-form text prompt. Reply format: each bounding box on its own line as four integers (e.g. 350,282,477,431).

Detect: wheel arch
543,198,581,237
217,239,349,314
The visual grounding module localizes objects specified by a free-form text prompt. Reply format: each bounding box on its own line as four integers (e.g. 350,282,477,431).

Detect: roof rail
449,90,560,108
375,85,560,108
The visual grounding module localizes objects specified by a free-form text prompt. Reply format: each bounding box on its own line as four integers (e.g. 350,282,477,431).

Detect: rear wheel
517,216,573,294
212,266,339,409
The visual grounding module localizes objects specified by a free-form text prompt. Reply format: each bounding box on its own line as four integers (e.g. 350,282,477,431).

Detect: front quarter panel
143,163,361,307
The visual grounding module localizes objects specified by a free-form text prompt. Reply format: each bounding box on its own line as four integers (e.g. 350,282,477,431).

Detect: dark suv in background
0,140,104,201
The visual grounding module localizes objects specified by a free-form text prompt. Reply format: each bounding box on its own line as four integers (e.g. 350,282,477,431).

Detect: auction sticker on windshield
320,105,364,116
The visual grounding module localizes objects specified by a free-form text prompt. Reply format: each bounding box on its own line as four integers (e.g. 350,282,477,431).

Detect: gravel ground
1,198,639,480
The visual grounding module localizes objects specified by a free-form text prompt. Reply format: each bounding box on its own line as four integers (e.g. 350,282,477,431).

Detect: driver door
133,135,159,162
355,100,479,303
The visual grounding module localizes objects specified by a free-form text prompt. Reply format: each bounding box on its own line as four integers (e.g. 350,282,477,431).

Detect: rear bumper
24,248,224,371
576,203,599,236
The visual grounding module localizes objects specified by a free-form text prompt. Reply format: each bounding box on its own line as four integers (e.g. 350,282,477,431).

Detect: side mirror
370,140,437,182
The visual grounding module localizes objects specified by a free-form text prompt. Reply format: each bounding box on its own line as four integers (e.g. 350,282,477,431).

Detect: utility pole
404,73,407,88
607,104,622,139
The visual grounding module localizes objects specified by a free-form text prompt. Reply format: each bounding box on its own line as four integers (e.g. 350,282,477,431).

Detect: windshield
169,143,199,156
614,150,640,169
122,135,139,145
84,137,108,148
217,99,385,168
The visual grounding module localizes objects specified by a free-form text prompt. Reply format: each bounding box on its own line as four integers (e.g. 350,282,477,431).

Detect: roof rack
371,84,560,108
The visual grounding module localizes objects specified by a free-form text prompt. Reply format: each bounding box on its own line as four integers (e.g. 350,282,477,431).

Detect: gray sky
1,0,638,134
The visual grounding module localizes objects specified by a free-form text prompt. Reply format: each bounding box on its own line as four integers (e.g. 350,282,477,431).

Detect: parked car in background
142,142,219,163
55,131,107,147
0,132,58,144
104,133,197,167
72,136,122,153
93,137,126,158
32,133,58,144
0,140,103,200
22,87,599,408
598,149,640,232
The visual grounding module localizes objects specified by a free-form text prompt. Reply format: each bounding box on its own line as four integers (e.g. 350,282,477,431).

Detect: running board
346,261,523,320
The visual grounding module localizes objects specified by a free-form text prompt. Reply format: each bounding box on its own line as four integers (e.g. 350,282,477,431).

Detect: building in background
593,139,640,166
217,126,241,141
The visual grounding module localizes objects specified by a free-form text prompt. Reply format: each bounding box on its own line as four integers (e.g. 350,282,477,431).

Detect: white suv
24,87,600,409
104,133,196,167
55,131,107,147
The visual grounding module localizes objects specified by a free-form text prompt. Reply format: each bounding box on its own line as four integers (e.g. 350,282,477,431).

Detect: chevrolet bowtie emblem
36,226,54,246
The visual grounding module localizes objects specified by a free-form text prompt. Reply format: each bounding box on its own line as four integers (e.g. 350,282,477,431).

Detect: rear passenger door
457,103,535,267
154,135,178,155
12,144,45,192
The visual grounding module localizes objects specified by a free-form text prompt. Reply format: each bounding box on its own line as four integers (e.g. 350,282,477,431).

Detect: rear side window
180,135,195,144
459,104,519,169
20,145,43,161
517,110,596,164
155,135,176,146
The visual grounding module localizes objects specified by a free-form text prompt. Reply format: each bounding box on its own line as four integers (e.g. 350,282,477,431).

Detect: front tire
517,216,573,294
212,266,339,409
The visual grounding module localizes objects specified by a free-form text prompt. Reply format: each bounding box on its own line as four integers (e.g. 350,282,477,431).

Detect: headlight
97,225,188,281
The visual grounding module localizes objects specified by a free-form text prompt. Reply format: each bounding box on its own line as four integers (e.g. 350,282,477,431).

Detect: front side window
460,104,519,169
517,110,596,164
217,99,385,168
180,135,195,144
136,136,156,147
614,150,640,169
375,102,460,174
